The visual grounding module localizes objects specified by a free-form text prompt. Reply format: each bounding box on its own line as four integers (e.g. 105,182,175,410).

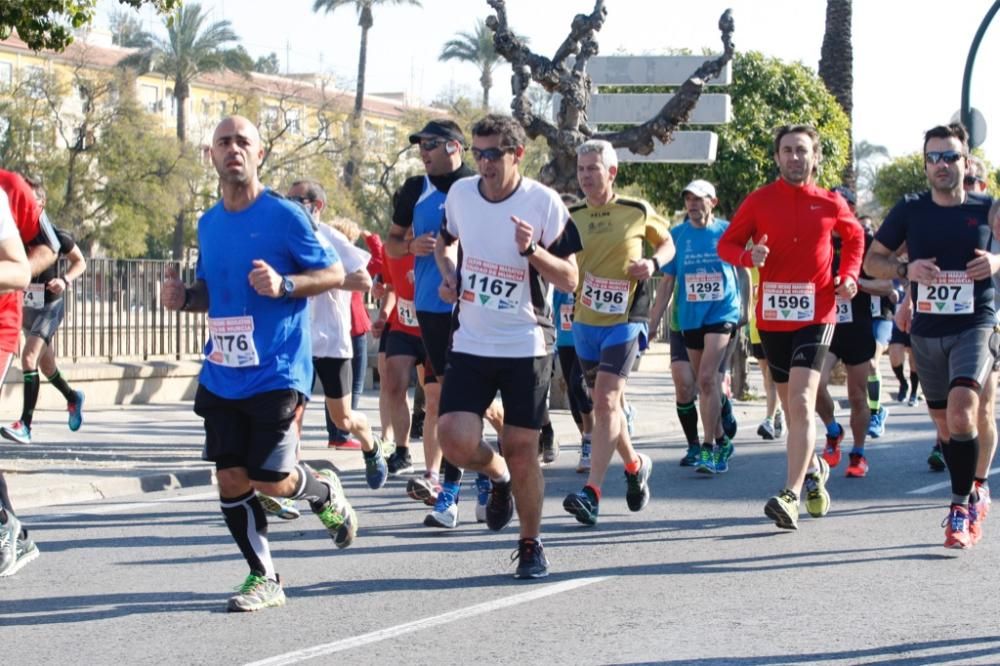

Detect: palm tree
312,0,422,187
819,0,854,187
119,3,247,258
439,19,506,110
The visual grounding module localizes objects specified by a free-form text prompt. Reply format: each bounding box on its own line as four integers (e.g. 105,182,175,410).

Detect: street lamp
961,0,1000,147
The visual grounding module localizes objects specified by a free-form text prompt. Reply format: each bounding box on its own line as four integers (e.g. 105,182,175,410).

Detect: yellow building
0,29,428,179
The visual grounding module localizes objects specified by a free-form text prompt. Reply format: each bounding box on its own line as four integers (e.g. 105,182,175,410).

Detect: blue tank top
412,176,453,314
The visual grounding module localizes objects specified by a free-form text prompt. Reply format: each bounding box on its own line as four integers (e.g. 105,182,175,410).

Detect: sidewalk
0,342,840,510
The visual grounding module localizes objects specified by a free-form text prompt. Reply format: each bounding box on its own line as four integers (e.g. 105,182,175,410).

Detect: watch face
283,277,295,295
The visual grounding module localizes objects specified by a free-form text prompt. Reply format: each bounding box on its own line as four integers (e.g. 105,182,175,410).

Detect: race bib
870,295,881,318
460,257,525,312
835,296,853,324
207,316,260,368
685,272,724,302
559,295,575,331
916,271,974,315
23,283,45,310
580,273,630,315
396,298,418,328
761,282,815,322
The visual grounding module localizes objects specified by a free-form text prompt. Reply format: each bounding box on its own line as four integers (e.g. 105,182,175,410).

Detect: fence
51,258,207,362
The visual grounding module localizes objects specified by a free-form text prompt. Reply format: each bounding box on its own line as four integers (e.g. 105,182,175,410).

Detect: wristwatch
519,241,538,257
280,275,295,297
896,262,908,279
650,256,661,273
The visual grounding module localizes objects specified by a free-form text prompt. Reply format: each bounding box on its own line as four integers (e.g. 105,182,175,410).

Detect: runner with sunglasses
865,123,1000,549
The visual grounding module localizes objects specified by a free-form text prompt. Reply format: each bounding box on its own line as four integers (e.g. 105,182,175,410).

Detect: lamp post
961,0,1000,147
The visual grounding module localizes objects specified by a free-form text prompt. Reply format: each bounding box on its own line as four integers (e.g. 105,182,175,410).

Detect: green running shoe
804,457,831,518
764,489,799,530
227,573,286,612
315,469,358,548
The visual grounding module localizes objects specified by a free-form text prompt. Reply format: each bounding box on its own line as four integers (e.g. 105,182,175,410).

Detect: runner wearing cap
385,119,500,528
650,179,741,474
718,124,864,531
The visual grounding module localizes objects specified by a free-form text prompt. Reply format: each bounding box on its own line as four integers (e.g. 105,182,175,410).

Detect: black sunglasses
471,146,515,162
925,150,964,165
418,139,446,152
288,195,314,205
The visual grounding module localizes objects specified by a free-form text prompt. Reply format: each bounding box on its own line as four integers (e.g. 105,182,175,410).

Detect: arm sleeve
364,233,385,277
718,196,755,267
643,205,671,247
546,219,583,258
391,178,423,229
662,227,679,276
874,199,908,252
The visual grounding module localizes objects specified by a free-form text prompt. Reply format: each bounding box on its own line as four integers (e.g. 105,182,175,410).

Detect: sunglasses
925,150,964,165
287,195,314,205
964,175,985,186
471,146,515,162
418,139,446,152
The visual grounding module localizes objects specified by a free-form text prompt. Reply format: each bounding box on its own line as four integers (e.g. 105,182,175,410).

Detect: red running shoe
845,452,869,478
822,427,844,468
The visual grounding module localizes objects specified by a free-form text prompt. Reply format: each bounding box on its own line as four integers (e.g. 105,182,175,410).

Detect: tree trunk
480,68,492,110
344,9,373,189
172,83,189,260
819,0,854,188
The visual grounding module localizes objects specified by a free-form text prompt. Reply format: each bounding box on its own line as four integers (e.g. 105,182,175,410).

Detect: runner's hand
966,249,999,281
439,272,459,304
409,232,436,257
749,234,769,267
249,259,282,298
894,294,913,333
162,265,186,311
834,276,858,300
511,216,535,254
627,258,654,280
908,257,939,285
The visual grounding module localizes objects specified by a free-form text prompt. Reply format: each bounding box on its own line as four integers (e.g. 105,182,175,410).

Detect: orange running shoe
943,504,973,550
822,426,844,468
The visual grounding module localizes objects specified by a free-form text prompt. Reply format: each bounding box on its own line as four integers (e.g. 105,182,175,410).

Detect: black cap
409,120,466,146
833,185,856,206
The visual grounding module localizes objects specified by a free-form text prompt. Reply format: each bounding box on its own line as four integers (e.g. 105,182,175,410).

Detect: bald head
211,115,265,186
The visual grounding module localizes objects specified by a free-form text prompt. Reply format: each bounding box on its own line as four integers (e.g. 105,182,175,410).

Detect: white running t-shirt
310,224,370,359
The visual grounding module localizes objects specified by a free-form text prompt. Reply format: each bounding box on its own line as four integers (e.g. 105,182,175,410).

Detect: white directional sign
587,55,731,164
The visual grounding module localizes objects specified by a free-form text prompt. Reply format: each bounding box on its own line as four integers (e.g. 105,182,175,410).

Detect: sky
99,0,1000,161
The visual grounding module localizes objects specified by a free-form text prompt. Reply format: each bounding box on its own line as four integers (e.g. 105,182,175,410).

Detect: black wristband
650,256,661,273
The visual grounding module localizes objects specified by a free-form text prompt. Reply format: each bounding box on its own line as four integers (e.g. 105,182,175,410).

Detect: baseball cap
682,179,717,199
833,185,857,206
408,120,466,146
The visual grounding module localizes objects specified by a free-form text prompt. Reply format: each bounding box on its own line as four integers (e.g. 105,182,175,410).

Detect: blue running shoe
867,406,888,439
715,438,734,473
363,438,388,490
67,390,85,431
475,473,491,523
563,488,599,526
424,488,459,528
720,396,737,439
695,445,716,474
680,442,700,466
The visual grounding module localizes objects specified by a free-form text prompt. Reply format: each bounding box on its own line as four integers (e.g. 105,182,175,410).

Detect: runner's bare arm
434,231,459,303
0,236,29,294
340,267,373,293
248,259,345,298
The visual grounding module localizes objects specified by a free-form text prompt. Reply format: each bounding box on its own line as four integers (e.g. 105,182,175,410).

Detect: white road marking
24,491,219,522
245,576,610,666
908,466,1000,495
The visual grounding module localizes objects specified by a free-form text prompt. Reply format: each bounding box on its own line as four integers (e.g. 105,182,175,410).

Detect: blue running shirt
663,218,741,332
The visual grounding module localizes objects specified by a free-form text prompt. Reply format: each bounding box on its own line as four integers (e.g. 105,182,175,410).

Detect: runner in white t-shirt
434,114,583,580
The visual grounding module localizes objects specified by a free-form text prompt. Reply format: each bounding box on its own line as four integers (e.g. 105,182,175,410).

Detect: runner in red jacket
718,124,863,531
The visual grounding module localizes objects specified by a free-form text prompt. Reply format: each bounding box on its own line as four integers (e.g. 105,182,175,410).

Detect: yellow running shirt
569,194,670,327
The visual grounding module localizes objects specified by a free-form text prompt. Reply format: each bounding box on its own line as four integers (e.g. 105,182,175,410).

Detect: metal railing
51,259,207,362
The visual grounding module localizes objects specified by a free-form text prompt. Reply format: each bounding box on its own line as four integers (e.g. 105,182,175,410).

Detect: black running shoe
486,479,514,531
512,538,549,579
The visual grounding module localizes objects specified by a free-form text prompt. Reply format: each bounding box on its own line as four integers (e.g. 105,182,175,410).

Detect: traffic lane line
245,576,611,666
908,466,1000,495
22,490,220,522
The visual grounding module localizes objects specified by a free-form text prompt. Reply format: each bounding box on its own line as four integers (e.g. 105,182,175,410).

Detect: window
383,125,398,148
286,108,301,134
24,66,45,99
262,106,279,130
365,121,379,144
201,99,212,116
28,121,47,152
218,101,227,118
0,62,12,88
140,84,159,113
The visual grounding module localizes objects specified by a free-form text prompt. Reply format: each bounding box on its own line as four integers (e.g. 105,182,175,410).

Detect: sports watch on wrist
896,262,908,279
519,241,538,257
280,275,295,297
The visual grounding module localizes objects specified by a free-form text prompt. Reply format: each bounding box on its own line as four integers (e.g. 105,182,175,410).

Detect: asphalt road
3,392,1000,666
